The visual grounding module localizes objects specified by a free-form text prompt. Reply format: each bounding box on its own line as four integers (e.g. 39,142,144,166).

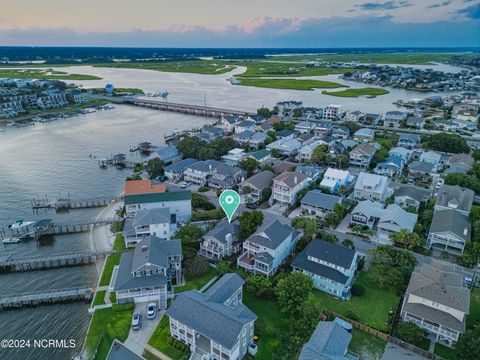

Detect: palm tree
390,229,425,249
342,238,355,249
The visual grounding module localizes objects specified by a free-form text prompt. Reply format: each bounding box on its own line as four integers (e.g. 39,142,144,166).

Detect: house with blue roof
202,126,225,141
293,239,358,300
235,119,256,134
374,155,404,177
247,149,271,164
164,158,198,181
154,145,182,164
166,273,257,360
299,318,359,360
237,220,301,277
277,129,295,139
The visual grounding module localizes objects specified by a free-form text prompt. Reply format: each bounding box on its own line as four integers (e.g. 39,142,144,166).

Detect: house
296,164,323,181
221,115,241,132
376,204,418,243
332,126,350,140
247,114,266,124
389,146,413,162
401,261,470,346
297,139,328,162
209,165,246,190
297,132,315,145
202,126,225,141
446,154,474,175
277,129,295,139
184,159,222,186
350,200,384,229
237,220,301,277
276,100,303,113
346,110,365,122
154,145,182,164
166,273,257,360
301,190,343,219
123,208,176,247
435,185,474,216
238,170,275,204
248,132,268,148
408,161,436,183
111,236,182,307
406,116,425,129
353,172,390,202
374,156,404,177
349,143,378,168
247,149,271,164
394,185,431,211
428,209,471,254
272,171,311,206
124,180,192,221
164,158,198,181
298,318,358,360
353,128,375,143
323,104,343,120
295,120,315,134
452,103,479,122
398,133,421,150
199,220,240,260
364,113,382,124
292,239,358,300
420,151,442,166
384,111,406,127
266,138,302,156
235,119,256,134
313,121,334,138
221,148,247,167
320,168,354,193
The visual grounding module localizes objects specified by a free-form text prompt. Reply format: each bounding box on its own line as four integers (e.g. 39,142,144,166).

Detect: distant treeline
0,46,477,64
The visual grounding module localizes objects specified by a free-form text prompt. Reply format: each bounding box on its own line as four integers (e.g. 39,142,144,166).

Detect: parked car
131,313,142,330
147,303,157,319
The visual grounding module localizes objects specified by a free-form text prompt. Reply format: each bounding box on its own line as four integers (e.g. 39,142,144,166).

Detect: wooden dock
0,249,114,272
0,287,94,310
31,194,116,211
98,153,135,169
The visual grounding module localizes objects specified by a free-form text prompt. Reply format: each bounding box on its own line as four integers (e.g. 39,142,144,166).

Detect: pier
98,153,135,169
31,194,116,211
0,249,114,272
0,287,94,310
129,141,158,153
126,98,249,118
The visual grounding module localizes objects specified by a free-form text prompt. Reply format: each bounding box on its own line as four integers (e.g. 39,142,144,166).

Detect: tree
319,231,337,243
184,256,210,277
246,275,273,298
458,242,480,268
257,107,272,118
275,272,313,316
192,193,215,210
145,158,165,178
390,229,426,250
367,264,405,289
455,325,480,360
238,210,264,240
370,245,418,269
342,238,355,249
310,144,329,165
395,321,424,346
335,154,349,169
175,222,205,249
238,158,259,177
472,150,480,162
423,132,469,154
351,283,364,296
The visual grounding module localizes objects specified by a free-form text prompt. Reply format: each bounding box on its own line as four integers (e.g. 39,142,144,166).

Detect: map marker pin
219,190,241,223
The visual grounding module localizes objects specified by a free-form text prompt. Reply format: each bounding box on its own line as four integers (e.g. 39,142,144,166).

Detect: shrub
351,283,365,297
184,256,210,278
396,321,424,346
345,310,359,321
198,186,209,193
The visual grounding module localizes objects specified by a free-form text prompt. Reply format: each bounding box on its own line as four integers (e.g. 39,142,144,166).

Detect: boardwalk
0,249,114,272
0,287,93,310
31,195,116,211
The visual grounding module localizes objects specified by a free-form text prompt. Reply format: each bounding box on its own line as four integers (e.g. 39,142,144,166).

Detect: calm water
0,105,212,360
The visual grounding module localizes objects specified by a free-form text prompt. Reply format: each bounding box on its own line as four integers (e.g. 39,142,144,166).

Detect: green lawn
99,253,121,286
0,69,101,80
434,343,457,360
348,329,386,360
84,303,135,360
113,234,127,251
174,267,217,293
417,337,431,351
95,60,234,75
148,316,189,360
322,87,389,98
114,88,145,95
467,288,480,329
312,273,400,332
235,78,347,91
92,290,106,306
243,292,284,360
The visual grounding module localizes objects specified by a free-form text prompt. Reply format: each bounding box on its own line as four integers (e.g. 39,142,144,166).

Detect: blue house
155,145,182,164
374,155,404,177
237,220,301,277
292,239,358,300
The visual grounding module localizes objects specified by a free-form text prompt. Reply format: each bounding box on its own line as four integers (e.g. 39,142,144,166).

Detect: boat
2,237,21,244
8,220,35,230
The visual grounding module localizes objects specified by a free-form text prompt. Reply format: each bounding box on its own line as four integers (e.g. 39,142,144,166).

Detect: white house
319,168,354,193
353,172,390,202
273,171,311,206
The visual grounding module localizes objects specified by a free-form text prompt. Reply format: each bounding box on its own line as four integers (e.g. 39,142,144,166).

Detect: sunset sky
0,0,479,47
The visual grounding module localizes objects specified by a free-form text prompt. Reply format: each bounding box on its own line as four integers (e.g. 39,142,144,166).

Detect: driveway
124,303,164,356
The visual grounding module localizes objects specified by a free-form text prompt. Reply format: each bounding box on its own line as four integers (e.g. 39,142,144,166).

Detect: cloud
355,1,413,11
0,15,478,48
456,3,480,18
427,1,452,9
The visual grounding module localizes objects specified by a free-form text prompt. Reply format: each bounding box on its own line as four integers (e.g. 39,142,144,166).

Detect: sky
0,0,479,47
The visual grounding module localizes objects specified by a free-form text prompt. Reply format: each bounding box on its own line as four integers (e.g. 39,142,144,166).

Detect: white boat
8,220,35,230
2,237,21,244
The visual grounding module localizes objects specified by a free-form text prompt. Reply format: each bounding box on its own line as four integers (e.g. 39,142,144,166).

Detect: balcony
237,251,255,270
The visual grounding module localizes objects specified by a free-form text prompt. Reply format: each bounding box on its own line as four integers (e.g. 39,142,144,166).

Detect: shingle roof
204,273,245,303
248,220,297,250
241,170,275,191
436,185,474,213
395,185,431,203
429,209,471,241
301,190,342,211
274,171,309,188
408,161,434,173
164,158,198,172
166,274,256,349
249,149,270,161
204,219,239,244
131,208,171,227
351,142,377,156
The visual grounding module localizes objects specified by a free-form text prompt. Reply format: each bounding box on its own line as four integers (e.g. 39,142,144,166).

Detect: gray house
435,185,474,216
123,208,176,247
428,209,471,254
166,273,257,360
301,190,343,219
199,220,240,260
401,261,470,346
110,236,182,308
299,318,358,360
238,170,275,204
394,185,431,211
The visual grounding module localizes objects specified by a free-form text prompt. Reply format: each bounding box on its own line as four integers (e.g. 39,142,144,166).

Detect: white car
131,313,142,330
147,303,157,319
